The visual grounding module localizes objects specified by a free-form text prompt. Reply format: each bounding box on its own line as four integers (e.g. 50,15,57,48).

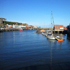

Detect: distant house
33,26,38,28
4,24,12,28
12,24,18,28
53,25,67,31
8,25,13,28
4,24,26,29
4,24,17,28
18,25,26,29
4,25,8,28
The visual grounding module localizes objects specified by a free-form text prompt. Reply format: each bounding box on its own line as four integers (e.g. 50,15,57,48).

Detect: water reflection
67,36,70,42
46,38,54,67
0,31,70,70
47,34,65,66
50,39,53,67
58,41,62,49
67,36,70,50
47,39,55,43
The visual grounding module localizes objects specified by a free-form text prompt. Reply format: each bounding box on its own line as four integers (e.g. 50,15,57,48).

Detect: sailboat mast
51,11,52,29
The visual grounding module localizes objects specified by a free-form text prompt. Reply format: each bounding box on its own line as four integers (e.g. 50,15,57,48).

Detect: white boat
56,35,60,38
47,30,55,39
47,34,55,39
42,32,47,36
56,35,64,40
42,32,44,35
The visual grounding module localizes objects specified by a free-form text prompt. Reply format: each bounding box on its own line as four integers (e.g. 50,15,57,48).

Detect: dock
0,28,29,32
0,28,19,32
53,30,63,34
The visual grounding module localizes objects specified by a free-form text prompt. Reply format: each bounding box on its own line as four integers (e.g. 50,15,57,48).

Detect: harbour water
0,30,70,70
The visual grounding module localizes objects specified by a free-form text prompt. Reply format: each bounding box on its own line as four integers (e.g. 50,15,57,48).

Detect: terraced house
0,17,6,24
0,17,6,28
53,25,67,31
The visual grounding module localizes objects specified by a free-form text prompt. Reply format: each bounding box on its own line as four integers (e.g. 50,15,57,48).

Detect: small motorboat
57,39,63,42
56,35,60,38
56,36,63,43
42,32,47,36
57,40,63,43
19,28,23,31
42,32,44,35
40,29,46,33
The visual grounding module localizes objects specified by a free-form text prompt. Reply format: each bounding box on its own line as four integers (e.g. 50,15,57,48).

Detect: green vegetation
3,21,28,26
4,21,22,25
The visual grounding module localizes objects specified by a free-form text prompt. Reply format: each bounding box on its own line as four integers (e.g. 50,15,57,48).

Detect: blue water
0,30,70,70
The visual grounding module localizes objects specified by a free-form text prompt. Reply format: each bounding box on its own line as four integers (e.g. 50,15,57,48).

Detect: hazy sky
0,0,70,27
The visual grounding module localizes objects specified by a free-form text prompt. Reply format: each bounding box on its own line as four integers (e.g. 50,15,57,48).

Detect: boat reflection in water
1,30,70,70
47,39,55,43
48,38,55,68
47,35,63,68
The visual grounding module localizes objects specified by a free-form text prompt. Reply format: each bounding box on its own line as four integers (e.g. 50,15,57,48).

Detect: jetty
53,30,63,34
0,29,18,32
0,28,20,32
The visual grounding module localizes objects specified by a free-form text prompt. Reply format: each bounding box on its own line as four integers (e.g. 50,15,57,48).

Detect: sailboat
47,11,55,40
47,30,55,39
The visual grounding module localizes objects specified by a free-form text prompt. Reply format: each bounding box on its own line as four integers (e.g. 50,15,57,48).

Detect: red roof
54,25,63,27
4,25,8,26
9,25,12,28
63,27,67,29
19,25,23,26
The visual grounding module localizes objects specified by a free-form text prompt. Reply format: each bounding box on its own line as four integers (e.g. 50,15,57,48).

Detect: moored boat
42,32,47,36
47,34,55,39
46,11,55,40
19,28,23,31
47,30,55,40
57,39,63,42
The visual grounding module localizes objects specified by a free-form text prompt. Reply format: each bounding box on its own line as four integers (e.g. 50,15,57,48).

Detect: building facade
53,25,67,31
0,17,6,24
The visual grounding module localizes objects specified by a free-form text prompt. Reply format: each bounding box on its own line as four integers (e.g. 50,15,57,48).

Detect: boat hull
47,36,55,40
19,29,23,31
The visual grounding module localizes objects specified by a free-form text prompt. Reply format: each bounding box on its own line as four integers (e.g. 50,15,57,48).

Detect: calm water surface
0,30,70,70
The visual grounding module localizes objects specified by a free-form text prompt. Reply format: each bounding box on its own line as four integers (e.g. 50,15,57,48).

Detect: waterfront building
53,25,67,31
0,17,6,24
67,24,70,30
4,24,26,29
0,17,6,28
33,26,37,28
18,25,26,29
4,24,8,28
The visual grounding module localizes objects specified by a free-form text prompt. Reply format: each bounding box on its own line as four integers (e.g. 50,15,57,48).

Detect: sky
0,0,70,28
